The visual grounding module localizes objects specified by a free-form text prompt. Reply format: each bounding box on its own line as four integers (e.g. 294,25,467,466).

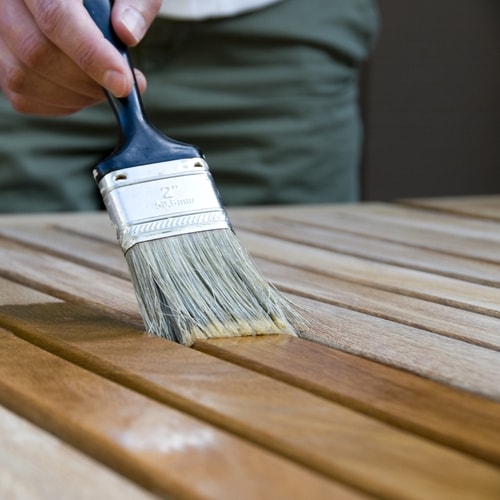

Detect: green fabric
0,0,379,213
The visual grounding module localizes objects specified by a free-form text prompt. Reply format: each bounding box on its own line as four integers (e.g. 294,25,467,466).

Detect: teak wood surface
0,195,499,499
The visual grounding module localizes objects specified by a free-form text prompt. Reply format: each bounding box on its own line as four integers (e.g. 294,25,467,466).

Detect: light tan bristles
125,228,304,346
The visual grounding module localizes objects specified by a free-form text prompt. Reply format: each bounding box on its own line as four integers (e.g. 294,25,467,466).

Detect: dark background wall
360,0,500,201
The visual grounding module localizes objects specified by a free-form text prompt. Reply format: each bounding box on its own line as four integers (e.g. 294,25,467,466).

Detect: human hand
0,0,161,115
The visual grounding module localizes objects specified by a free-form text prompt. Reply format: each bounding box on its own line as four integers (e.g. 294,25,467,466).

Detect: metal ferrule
96,158,231,253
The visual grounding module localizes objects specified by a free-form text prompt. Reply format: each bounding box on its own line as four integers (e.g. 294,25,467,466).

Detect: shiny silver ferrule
95,158,231,253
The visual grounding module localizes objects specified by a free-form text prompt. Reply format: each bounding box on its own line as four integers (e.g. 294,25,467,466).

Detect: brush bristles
125,229,303,346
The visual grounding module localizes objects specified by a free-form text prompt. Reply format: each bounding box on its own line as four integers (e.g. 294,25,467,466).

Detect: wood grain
254,257,500,351
0,236,140,324
1,294,499,499
0,405,156,500
1,222,500,399
3,214,500,350
195,335,500,466
0,222,128,278
1,202,500,499
342,203,500,242
290,294,500,401
400,195,500,221
231,205,500,283
0,326,354,500
237,230,500,318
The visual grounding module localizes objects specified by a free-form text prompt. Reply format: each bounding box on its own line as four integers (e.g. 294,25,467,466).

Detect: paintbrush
83,0,302,345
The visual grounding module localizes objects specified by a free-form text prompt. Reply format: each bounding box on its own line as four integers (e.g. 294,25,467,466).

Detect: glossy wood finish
0,405,155,500
0,197,499,499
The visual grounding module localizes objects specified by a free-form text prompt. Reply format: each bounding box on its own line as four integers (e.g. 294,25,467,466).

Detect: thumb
112,0,162,46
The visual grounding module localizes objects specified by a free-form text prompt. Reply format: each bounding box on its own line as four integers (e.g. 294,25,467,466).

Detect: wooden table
0,195,499,499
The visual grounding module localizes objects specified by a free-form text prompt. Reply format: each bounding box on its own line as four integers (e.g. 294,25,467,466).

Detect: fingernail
121,7,146,44
104,69,129,97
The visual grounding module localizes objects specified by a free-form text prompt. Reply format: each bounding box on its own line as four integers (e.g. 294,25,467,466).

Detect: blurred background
359,0,500,201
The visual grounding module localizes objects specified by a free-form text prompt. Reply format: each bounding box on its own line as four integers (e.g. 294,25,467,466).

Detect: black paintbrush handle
83,0,202,180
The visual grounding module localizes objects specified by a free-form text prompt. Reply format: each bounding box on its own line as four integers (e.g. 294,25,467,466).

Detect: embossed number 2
161,185,176,199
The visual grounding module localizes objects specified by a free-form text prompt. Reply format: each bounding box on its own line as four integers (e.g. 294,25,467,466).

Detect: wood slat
4,215,500,348
400,195,500,221
1,286,499,499
291,294,500,401
5,210,500,294
0,405,156,500
0,237,141,325
194,334,500,466
342,202,500,241
231,210,500,286
277,201,500,243
0,222,128,279
269,207,500,264
0,326,353,500
319,208,500,262
237,230,500,319
255,257,500,351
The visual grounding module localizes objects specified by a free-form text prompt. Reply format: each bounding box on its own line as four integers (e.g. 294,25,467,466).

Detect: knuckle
32,0,66,37
73,41,99,72
17,31,51,68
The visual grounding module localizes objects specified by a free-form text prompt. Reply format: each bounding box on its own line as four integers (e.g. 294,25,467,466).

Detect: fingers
2,67,146,117
0,0,154,116
24,0,134,97
0,1,100,115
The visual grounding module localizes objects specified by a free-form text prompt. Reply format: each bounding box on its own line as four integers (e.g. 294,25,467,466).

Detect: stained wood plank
194,334,500,466
400,195,500,221
0,405,156,500
0,327,354,500
1,295,499,499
